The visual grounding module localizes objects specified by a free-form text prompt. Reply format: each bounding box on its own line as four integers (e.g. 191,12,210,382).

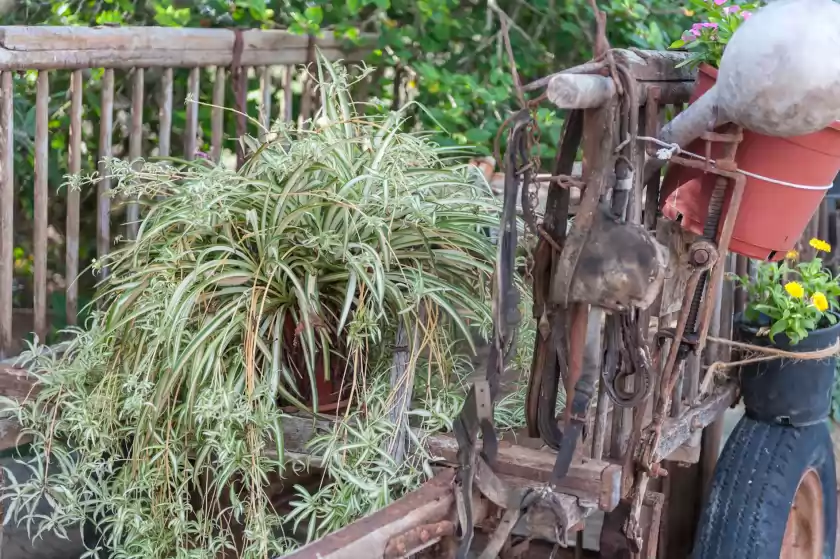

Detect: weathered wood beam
284,467,599,559
0,26,370,70
545,74,692,110
652,383,738,463
283,470,457,559
548,73,616,109
426,434,621,512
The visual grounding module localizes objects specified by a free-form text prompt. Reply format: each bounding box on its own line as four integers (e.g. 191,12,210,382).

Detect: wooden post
33,71,49,343
66,70,82,326
0,72,12,358
127,67,144,240
97,68,114,278
158,68,173,159
210,66,226,163
184,67,200,160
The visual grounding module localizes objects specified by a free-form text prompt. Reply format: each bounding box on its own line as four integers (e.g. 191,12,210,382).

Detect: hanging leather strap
453,110,528,559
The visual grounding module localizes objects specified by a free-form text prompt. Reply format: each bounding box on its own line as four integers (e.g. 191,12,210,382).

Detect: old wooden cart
0,24,837,559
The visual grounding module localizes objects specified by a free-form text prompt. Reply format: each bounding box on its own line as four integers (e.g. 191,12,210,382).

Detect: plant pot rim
697,63,840,131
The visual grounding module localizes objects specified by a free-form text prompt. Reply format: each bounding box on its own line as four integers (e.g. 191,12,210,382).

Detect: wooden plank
184,67,200,160
0,27,368,70
97,68,114,277
158,68,173,159
210,66,225,162
259,65,272,141
653,384,738,463
127,67,143,240
0,26,357,53
0,73,11,358
426,434,621,511
33,71,49,342
65,70,82,327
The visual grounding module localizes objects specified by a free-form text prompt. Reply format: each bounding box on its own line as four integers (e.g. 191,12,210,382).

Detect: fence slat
98,68,114,277
259,66,272,141
127,67,144,240
158,68,173,158
283,66,293,122
66,70,82,327
0,72,12,357
184,67,200,160
211,66,225,162
33,71,49,342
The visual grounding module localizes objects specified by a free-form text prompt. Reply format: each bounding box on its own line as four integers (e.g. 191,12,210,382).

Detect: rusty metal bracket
624,126,747,552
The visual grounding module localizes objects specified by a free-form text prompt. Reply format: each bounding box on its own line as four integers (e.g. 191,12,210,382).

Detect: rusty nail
691,416,702,432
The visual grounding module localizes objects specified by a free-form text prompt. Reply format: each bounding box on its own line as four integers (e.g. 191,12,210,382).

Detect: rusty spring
684,176,728,335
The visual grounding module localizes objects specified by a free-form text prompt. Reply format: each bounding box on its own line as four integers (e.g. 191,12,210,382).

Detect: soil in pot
737,314,840,426
660,64,840,261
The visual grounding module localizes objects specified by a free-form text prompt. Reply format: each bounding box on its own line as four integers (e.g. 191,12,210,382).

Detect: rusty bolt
692,248,710,266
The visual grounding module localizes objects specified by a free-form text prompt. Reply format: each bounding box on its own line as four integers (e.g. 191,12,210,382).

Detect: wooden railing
0,26,366,358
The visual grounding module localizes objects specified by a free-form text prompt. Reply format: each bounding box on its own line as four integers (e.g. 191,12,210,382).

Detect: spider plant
1,55,501,558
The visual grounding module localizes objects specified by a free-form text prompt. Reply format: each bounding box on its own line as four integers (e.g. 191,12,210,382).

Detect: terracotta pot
280,315,346,412
660,64,840,261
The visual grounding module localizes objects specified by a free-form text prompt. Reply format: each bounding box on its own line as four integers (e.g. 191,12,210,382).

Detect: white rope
636,135,833,191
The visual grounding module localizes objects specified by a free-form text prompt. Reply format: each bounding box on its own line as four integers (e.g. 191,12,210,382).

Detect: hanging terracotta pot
280,314,347,413
660,64,840,261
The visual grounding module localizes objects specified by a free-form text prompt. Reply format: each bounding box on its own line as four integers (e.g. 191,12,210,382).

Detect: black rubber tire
693,415,837,559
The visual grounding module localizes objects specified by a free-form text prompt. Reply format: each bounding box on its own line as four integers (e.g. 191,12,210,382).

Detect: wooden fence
0,26,366,358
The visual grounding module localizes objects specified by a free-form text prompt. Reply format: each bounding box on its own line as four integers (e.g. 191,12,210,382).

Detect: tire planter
694,416,837,559
737,315,840,427
660,64,840,262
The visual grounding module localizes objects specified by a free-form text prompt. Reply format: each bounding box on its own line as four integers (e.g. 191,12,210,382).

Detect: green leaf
768,319,788,340
305,6,324,25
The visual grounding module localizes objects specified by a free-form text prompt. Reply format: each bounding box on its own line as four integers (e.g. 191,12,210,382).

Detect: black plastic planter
737,315,840,427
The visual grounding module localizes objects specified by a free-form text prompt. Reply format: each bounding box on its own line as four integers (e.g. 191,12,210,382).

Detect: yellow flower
813,292,829,312
683,8,695,16
785,281,805,298
809,238,832,253
785,249,799,261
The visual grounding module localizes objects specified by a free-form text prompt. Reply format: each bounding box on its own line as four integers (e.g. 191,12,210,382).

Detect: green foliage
1,59,502,558
669,0,762,69
736,242,840,345
287,372,433,543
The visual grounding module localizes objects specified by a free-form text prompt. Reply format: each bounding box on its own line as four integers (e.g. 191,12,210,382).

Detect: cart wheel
693,415,836,559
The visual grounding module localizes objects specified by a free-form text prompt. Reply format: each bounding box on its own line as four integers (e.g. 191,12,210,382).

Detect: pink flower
723,5,740,14
742,10,752,19
701,22,719,29
714,0,727,5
